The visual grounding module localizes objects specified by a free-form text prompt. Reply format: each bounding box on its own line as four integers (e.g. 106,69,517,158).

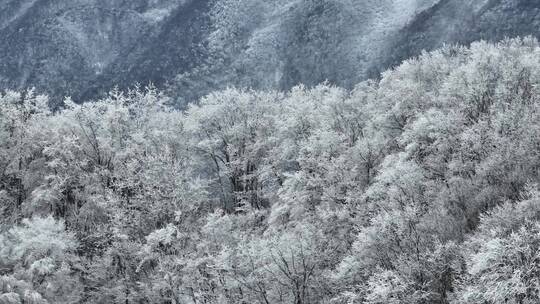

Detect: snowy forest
2,36,540,303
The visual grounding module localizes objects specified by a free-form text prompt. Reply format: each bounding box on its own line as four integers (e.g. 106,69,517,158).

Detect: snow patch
142,0,189,23
142,8,172,22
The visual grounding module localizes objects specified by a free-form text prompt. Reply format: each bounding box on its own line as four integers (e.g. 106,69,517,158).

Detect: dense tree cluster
2,37,540,303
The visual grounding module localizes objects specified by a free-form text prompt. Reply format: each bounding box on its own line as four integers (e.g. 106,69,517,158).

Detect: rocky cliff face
0,0,538,105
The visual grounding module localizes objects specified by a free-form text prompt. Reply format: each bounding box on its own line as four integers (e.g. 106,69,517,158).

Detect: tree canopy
2,37,540,303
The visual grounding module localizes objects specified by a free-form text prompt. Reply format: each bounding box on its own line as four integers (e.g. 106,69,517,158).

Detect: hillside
2,37,540,303
0,0,540,105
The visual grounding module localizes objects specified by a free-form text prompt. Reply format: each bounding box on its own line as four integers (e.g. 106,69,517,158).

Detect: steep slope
81,0,210,101
0,0,209,104
0,0,539,105
172,0,540,104
379,0,540,75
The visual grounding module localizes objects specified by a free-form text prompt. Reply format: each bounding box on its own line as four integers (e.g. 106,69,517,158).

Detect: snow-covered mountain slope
0,0,538,105
379,0,540,75
0,0,209,103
